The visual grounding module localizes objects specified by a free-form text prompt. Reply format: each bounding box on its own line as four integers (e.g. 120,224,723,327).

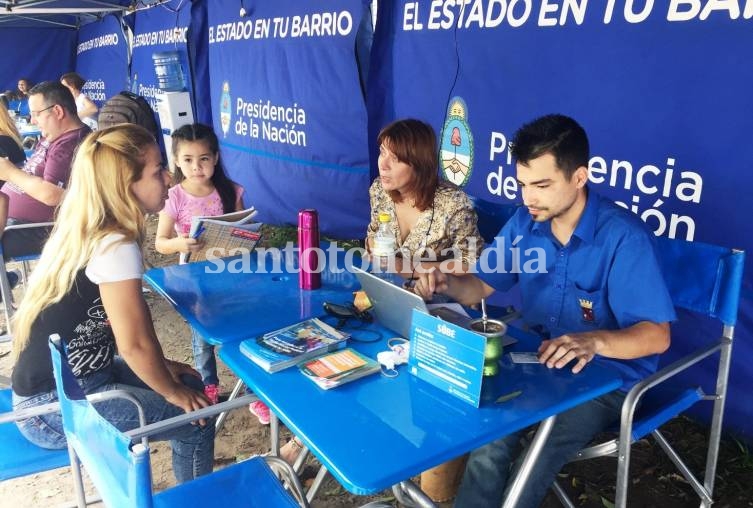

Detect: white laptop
353,267,517,347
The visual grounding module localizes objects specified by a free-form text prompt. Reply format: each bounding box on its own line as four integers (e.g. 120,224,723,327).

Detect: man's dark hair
28,81,77,116
511,114,589,179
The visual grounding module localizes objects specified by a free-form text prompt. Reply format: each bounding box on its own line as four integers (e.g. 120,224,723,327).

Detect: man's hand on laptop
413,267,448,300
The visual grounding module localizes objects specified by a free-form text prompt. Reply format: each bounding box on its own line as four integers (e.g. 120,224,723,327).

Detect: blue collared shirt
476,190,676,390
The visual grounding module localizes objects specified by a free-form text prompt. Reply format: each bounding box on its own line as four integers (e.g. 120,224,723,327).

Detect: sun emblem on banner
219,81,232,137
440,97,474,186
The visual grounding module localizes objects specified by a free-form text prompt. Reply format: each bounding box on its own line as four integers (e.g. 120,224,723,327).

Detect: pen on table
495,390,523,404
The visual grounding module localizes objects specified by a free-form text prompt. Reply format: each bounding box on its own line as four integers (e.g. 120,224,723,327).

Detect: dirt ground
0,216,751,507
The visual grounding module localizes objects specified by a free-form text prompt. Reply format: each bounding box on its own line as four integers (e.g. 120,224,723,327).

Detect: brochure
299,348,380,389
181,206,262,263
240,317,349,373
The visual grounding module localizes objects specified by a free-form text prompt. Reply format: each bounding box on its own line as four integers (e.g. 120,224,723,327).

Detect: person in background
413,114,676,508
60,72,98,130
15,79,32,100
366,118,483,280
155,123,278,439
11,124,215,484
0,101,25,166
0,81,89,299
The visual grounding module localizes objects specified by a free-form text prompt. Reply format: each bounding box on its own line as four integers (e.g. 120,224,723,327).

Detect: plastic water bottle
298,209,321,290
371,212,397,275
152,51,186,92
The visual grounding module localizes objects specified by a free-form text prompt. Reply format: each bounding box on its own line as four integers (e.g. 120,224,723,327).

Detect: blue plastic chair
469,195,522,320
0,388,69,481
0,222,54,343
553,237,745,508
48,335,309,508
469,195,520,245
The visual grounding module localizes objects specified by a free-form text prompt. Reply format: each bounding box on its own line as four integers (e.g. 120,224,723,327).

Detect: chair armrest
0,401,60,424
0,389,143,425
87,389,147,428
2,222,55,235
264,456,312,508
621,338,726,428
125,393,258,442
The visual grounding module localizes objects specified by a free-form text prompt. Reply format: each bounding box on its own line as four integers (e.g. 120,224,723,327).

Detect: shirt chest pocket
569,285,609,328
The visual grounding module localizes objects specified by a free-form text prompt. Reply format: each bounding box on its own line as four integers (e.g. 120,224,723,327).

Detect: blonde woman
10,124,215,483
0,101,24,165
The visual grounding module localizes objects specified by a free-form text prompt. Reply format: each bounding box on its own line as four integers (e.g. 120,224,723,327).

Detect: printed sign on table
408,309,485,407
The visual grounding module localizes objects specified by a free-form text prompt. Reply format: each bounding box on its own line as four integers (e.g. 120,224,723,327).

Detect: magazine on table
299,348,380,390
181,206,262,263
240,317,350,373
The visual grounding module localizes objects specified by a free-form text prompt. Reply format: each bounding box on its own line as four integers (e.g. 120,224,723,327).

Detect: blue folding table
145,250,622,506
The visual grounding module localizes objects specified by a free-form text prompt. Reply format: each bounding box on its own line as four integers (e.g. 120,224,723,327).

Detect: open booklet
181,206,262,263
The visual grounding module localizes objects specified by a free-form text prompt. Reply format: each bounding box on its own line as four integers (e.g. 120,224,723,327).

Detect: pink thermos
298,209,321,290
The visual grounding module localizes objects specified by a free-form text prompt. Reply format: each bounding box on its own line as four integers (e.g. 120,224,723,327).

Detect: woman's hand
163,384,212,426
165,359,202,383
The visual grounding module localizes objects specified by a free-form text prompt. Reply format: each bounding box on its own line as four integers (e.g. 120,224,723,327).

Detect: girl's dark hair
60,72,86,90
171,123,237,213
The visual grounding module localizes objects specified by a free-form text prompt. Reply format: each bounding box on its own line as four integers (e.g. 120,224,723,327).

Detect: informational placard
408,309,485,407
75,15,129,106
206,0,370,238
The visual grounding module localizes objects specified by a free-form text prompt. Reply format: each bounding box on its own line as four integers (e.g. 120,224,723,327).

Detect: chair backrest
49,337,154,508
655,237,745,326
469,195,520,244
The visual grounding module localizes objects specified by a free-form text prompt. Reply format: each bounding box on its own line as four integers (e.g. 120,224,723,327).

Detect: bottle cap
298,209,319,230
378,212,391,223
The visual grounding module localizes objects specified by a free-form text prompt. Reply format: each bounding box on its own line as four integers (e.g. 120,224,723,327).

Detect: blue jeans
13,356,215,483
191,327,218,386
454,390,625,508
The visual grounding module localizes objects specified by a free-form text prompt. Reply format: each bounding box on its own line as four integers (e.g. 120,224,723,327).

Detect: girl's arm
234,185,244,211
78,95,98,119
99,278,210,419
155,211,202,255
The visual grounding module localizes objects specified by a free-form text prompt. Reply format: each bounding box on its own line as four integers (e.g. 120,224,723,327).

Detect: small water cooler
155,91,194,170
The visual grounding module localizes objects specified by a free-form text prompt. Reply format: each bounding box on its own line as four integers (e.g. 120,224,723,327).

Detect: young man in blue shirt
414,114,676,508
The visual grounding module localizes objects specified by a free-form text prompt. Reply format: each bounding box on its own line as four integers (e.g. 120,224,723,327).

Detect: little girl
155,123,270,425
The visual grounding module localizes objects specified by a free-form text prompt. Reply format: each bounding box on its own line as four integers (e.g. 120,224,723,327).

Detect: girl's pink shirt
161,183,244,235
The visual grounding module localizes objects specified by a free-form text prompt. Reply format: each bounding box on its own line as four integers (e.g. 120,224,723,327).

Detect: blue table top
220,324,622,495
147,249,623,496
145,248,361,345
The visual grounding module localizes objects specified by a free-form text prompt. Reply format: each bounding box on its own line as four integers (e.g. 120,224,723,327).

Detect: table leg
215,378,245,431
305,464,330,504
502,415,557,508
270,412,280,456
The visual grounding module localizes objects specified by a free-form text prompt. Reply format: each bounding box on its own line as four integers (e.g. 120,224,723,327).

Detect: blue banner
129,0,193,111
0,28,76,92
75,15,129,106
207,0,371,238
369,1,753,440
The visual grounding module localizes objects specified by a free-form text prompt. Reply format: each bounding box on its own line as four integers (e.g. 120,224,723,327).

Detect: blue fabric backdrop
368,1,753,440
206,0,371,237
0,28,76,92
74,15,129,106
129,0,194,112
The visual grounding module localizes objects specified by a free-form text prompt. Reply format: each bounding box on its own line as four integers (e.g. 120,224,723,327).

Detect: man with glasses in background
0,81,90,286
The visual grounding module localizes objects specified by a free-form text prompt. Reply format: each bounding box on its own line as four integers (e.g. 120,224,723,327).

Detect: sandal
280,437,304,465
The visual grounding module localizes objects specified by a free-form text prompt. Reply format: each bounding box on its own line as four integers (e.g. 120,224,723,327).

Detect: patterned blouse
366,179,484,266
